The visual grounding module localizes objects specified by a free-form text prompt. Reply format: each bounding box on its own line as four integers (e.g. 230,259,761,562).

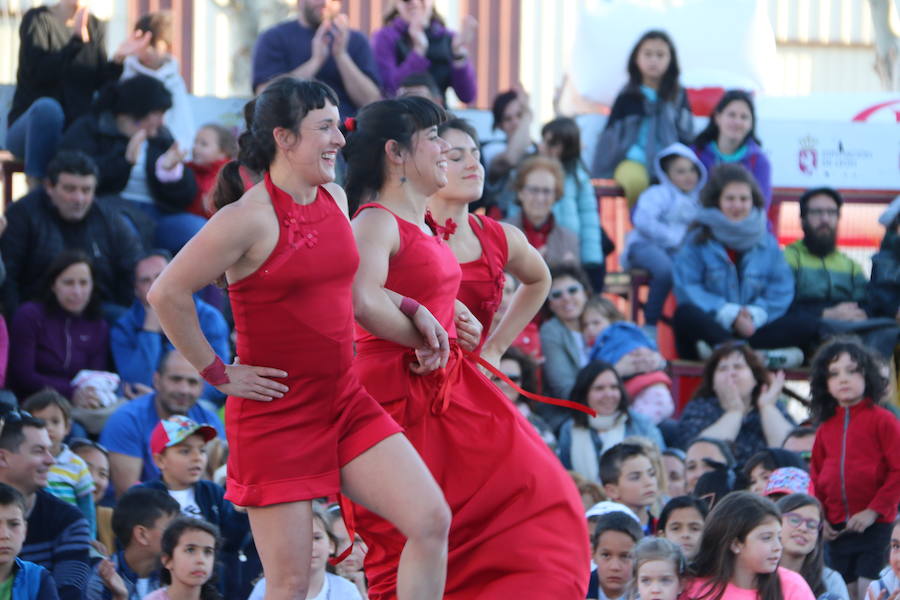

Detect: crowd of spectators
1,0,899,599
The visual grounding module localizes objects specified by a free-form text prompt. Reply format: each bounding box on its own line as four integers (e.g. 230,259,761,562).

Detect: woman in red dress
426,117,550,366
345,96,590,599
147,79,450,600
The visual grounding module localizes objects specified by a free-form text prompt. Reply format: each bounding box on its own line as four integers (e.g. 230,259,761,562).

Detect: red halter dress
350,203,589,600
223,174,402,507
455,214,508,351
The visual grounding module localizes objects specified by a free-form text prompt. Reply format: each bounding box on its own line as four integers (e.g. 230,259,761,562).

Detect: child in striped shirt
23,389,96,536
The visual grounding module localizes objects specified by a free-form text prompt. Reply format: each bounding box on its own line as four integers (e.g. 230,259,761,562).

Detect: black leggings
673,303,821,360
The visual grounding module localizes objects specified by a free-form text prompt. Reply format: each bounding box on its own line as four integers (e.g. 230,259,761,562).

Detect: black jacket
1,189,142,314
59,111,197,211
9,6,122,126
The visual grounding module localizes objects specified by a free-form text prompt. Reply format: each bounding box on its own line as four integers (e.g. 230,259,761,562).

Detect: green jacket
784,240,868,316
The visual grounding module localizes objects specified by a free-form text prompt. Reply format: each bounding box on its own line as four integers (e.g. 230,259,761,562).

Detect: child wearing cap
0,482,57,599
143,416,253,599
22,389,96,537
764,467,811,501
147,415,218,518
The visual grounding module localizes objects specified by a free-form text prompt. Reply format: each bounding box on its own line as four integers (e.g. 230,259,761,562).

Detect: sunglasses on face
548,284,582,301
783,511,822,532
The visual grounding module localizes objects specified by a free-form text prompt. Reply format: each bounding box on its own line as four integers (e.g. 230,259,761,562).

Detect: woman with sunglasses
426,118,549,369
777,493,851,600
539,264,592,430
505,155,581,268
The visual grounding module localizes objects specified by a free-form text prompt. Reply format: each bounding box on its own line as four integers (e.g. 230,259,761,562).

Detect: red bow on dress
425,212,457,241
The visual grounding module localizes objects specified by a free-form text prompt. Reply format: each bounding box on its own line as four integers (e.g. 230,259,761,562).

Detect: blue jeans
122,200,206,255
625,242,674,325
5,97,66,178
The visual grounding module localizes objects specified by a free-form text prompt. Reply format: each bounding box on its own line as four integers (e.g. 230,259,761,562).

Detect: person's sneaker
761,347,804,369
696,340,713,360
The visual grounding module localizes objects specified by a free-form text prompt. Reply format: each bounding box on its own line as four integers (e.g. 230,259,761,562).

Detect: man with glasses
784,187,900,358
0,408,92,600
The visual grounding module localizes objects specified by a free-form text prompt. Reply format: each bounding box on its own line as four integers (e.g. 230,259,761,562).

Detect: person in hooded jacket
622,142,706,339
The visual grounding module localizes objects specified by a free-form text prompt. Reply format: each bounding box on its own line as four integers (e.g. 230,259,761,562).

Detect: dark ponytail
342,96,447,213
211,77,339,209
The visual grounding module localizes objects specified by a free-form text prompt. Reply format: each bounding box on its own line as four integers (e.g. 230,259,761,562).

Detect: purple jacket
9,301,109,399
692,138,772,210
371,17,476,103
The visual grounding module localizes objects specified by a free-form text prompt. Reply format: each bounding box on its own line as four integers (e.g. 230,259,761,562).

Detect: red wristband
200,356,230,386
399,297,420,318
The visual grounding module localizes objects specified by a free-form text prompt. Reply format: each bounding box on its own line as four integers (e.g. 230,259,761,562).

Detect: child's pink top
682,568,815,600
142,588,170,600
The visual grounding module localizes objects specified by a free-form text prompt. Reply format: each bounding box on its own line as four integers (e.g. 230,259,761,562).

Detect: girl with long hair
776,493,850,599
591,30,694,205
685,491,814,600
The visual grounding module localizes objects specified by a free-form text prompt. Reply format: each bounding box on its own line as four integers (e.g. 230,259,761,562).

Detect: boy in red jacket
809,339,900,600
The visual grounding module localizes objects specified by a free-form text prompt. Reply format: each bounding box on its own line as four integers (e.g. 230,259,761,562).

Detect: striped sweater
46,444,96,538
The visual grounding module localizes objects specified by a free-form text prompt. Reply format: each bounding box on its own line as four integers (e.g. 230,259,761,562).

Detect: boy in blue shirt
0,482,58,600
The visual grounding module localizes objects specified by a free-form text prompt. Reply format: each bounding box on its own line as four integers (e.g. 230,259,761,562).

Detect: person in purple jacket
371,0,477,104
9,249,109,403
250,0,381,116
692,90,773,222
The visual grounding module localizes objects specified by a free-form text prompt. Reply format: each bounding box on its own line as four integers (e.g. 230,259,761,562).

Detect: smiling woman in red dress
147,78,449,600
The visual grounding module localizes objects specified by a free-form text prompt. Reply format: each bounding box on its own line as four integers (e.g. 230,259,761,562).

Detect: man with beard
251,0,381,116
784,187,900,357
100,349,224,497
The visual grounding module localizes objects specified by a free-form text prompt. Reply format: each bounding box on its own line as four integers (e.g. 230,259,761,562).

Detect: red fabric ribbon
467,351,597,417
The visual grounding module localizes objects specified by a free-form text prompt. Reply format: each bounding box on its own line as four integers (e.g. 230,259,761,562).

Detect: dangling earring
400,163,407,184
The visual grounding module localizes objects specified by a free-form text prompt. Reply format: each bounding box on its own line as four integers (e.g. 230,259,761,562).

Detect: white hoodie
121,54,196,151
622,142,708,267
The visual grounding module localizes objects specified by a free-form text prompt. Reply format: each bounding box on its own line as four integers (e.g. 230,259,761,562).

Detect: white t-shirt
169,488,203,519
249,574,362,600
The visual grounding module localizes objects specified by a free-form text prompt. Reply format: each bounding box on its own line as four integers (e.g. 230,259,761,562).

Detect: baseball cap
150,415,217,455
764,467,811,497
585,501,641,524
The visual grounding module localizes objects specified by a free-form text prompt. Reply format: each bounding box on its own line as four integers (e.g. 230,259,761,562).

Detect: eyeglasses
783,512,822,532
549,284,583,300
805,208,839,219
522,185,555,198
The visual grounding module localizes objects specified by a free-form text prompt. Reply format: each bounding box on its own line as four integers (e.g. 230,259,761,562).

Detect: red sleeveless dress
351,204,589,600
223,175,401,507
456,214,508,351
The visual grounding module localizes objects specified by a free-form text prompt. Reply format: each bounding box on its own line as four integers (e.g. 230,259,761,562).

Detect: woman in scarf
671,164,818,359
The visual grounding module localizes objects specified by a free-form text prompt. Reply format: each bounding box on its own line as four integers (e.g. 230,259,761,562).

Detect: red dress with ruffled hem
223,175,401,507
350,204,589,600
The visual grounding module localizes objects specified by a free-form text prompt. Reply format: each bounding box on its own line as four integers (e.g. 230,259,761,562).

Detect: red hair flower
343,117,356,132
